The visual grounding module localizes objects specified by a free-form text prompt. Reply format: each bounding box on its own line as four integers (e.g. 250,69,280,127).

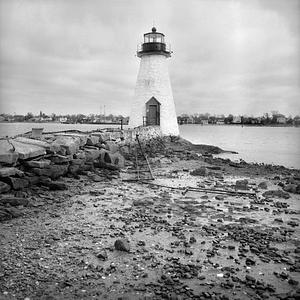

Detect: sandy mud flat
0,138,300,300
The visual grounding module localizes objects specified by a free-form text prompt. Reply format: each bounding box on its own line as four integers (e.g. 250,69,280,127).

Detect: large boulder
110,152,125,168
41,180,67,190
283,184,298,194
0,196,29,206
114,239,130,252
54,133,87,147
10,140,46,159
258,181,268,189
0,167,24,177
91,132,110,142
190,166,208,176
85,149,101,161
50,154,72,164
52,136,81,155
99,149,113,164
2,177,29,190
14,137,54,152
86,136,100,146
235,179,249,190
0,140,19,165
262,190,290,199
32,164,68,179
24,159,51,168
68,164,81,175
0,182,11,194
105,141,119,154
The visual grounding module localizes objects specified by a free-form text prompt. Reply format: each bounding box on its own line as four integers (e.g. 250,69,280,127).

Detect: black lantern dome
137,27,171,57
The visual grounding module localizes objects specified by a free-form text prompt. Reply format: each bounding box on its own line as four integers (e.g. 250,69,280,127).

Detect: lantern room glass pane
144,32,165,43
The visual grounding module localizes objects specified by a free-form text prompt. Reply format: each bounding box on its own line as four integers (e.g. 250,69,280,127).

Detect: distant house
177,115,194,124
201,119,209,125
232,116,241,124
0,116,5,122
216,118,225,125
277,115,286,124
59,117,68,123
294,116,300,126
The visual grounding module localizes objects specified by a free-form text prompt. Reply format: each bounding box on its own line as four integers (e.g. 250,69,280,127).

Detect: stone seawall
0,129,128,194
0,126,164,194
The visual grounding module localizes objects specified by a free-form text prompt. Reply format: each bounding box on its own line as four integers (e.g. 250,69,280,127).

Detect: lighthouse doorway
146,97,160,126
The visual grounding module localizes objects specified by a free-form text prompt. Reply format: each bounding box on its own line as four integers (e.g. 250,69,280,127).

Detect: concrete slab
52,136,81,155
10,140,46,160
0,140,19,165
54,133,87,147
14,137,53,151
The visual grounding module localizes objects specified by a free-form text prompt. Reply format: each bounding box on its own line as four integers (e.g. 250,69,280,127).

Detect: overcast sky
0,0,299,116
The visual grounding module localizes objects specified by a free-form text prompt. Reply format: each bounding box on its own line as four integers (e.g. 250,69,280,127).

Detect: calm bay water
180,124,300,169
1,122,300,169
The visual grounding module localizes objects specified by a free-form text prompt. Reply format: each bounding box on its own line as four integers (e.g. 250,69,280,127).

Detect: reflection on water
0,122,299,168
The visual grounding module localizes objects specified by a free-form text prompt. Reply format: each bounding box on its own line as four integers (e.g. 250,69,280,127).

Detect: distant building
216,118,225,125
232,116,241,124
59,117,68,123
277,115,286,124
293,116,300,126
201,119,209,125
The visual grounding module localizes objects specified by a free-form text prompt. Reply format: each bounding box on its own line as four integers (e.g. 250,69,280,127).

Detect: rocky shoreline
0,131,300,300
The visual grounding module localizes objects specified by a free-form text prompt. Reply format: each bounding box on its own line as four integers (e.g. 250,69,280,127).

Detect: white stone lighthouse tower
129,27,179,136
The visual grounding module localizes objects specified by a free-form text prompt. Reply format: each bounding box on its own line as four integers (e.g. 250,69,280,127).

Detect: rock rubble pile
0,131,126,194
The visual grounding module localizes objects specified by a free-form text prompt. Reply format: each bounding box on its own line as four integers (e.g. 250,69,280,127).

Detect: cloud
0,0,299,116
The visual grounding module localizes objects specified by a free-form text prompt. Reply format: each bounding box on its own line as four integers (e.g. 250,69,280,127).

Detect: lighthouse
129,27,179,136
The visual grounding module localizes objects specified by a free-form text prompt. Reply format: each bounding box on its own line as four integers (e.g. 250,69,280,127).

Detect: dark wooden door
149,105,158,125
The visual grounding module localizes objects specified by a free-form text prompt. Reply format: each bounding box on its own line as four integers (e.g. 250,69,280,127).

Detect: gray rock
0,140,19,165
3,177,29,190
14,137,54,152
190,166,208,176
283,184,297,194
0,197,29,207
105,141,119,154
235,179,249,190
262,190,290,199
0,182,11,194
86,136,100,146
24,159,51,168
133,198,154,206
44,181,67,191
52,136,81,155
0,167,24,178
11,141,46,159
32,164,68,179
96,250,108,260
50,154,72,164
114,239,130,252
85,149,101,161
258,181,268,189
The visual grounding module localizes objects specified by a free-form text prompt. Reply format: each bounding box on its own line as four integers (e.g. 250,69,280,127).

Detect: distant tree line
177,111,300,126
0,112,129,124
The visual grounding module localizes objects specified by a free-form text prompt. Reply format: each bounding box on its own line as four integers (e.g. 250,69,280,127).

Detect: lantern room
137,27,171,57
144,27,165,43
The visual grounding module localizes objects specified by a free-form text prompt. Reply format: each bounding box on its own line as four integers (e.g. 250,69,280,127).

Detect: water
180,124,300,169
0,122,123,137
1,122,299,169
